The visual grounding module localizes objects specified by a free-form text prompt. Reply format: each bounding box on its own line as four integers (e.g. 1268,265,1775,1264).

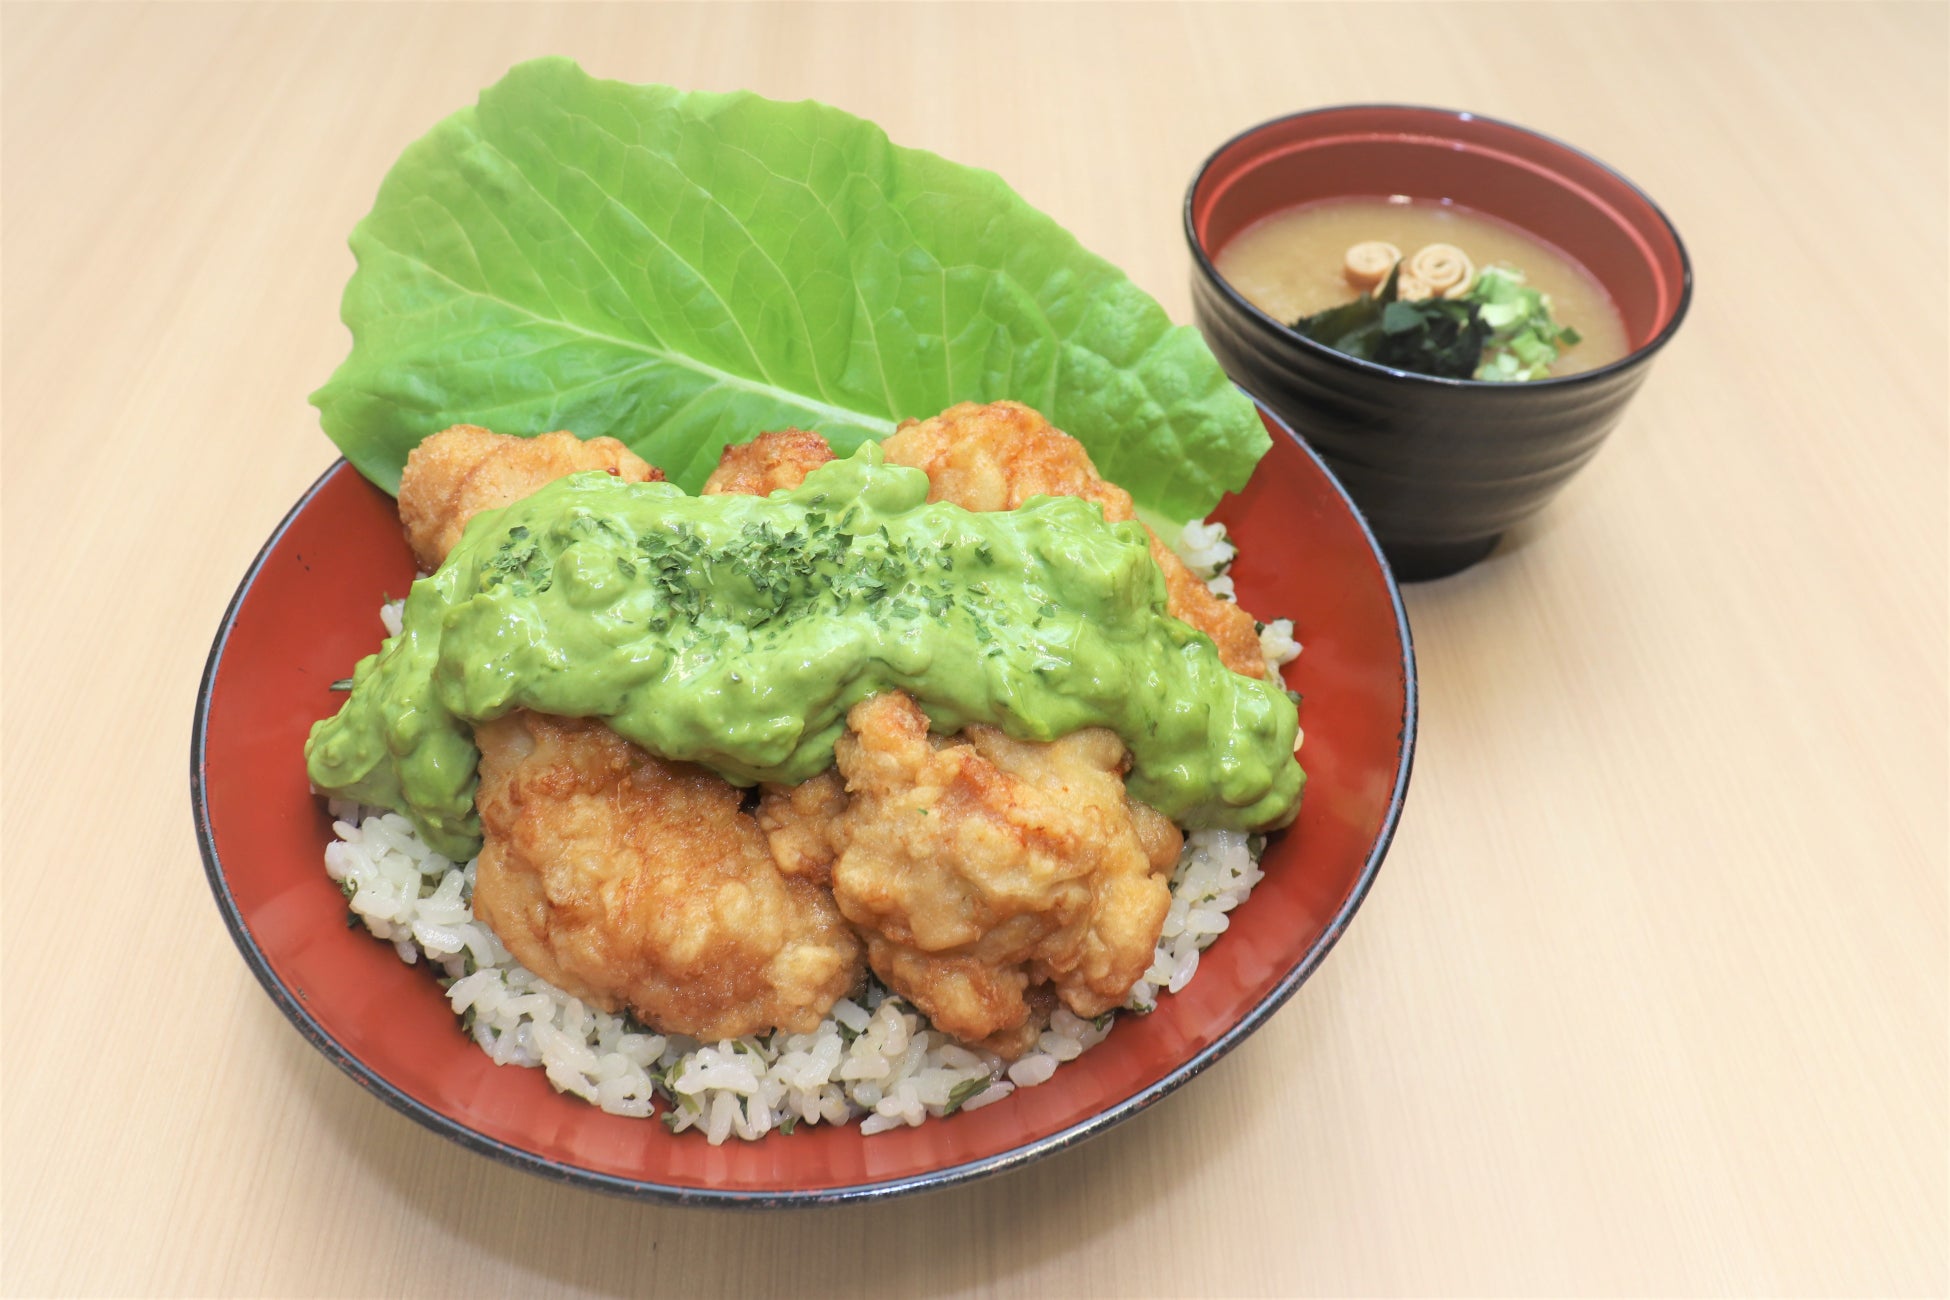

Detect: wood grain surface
3,3,1943,1295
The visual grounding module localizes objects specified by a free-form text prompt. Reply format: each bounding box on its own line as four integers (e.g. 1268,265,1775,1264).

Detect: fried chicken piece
397,425,661,572
880,400,1129,520
975,986,1061,1060
819,692,1180,1047
755,772,848,888
470,714,863,1040
701,429,835,496
1152,544,1265,678
881,401,1267,678
398,425,861,1039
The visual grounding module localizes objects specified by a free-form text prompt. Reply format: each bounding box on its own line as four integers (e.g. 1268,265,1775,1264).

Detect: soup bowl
1186,105,1691,580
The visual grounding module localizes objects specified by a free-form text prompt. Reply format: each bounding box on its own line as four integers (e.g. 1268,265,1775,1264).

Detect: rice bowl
193,405,1414,1203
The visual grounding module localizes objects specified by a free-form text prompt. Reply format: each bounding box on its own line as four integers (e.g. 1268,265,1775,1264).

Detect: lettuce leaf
311,57,1266,519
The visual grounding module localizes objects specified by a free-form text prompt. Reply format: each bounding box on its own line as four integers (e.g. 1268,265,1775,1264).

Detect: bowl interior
1189,106,1688,354
194,408,1414,1203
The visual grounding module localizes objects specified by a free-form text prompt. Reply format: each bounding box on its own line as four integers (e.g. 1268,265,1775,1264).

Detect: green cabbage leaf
311,57,1267,519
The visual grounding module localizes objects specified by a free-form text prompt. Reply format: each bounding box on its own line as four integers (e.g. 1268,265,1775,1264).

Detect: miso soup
1214,197,1631,376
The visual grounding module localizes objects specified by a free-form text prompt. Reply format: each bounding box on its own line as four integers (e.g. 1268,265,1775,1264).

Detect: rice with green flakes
320,518,1300,1143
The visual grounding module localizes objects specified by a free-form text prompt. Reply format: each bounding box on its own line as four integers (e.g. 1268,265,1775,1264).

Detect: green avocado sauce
306,445,1304,861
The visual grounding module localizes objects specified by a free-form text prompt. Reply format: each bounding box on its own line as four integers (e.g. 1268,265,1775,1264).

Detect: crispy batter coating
816,692,1181,1048
470,713,863,1040
756,772,848,888
701,429,835,497
397,425,661,572
881,401,1268,678
880,400,1129,518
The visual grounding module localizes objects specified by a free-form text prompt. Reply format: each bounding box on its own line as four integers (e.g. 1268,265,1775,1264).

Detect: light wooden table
4,3,1943,1295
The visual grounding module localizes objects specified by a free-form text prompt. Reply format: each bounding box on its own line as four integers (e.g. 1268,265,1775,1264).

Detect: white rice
322,518,1300,1143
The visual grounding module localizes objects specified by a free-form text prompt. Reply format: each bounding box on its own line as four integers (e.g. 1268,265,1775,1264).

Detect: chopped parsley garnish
482,529,554,596
942,1075,993,1116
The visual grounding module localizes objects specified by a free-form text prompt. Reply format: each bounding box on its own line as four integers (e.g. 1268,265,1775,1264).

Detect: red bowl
192,405,1416,1205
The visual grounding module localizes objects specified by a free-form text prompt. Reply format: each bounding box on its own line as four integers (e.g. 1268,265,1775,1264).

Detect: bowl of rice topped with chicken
193,61,1414,1204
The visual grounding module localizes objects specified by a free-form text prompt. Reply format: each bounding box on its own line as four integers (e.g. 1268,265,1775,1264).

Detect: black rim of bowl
190,411,1418,1208
1184,103,1695,391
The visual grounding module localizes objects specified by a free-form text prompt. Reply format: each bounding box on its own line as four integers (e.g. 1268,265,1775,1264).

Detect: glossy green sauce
306,446,1304,860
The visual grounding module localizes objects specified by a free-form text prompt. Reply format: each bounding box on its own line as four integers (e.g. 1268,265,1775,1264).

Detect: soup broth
1214,197,1631,376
